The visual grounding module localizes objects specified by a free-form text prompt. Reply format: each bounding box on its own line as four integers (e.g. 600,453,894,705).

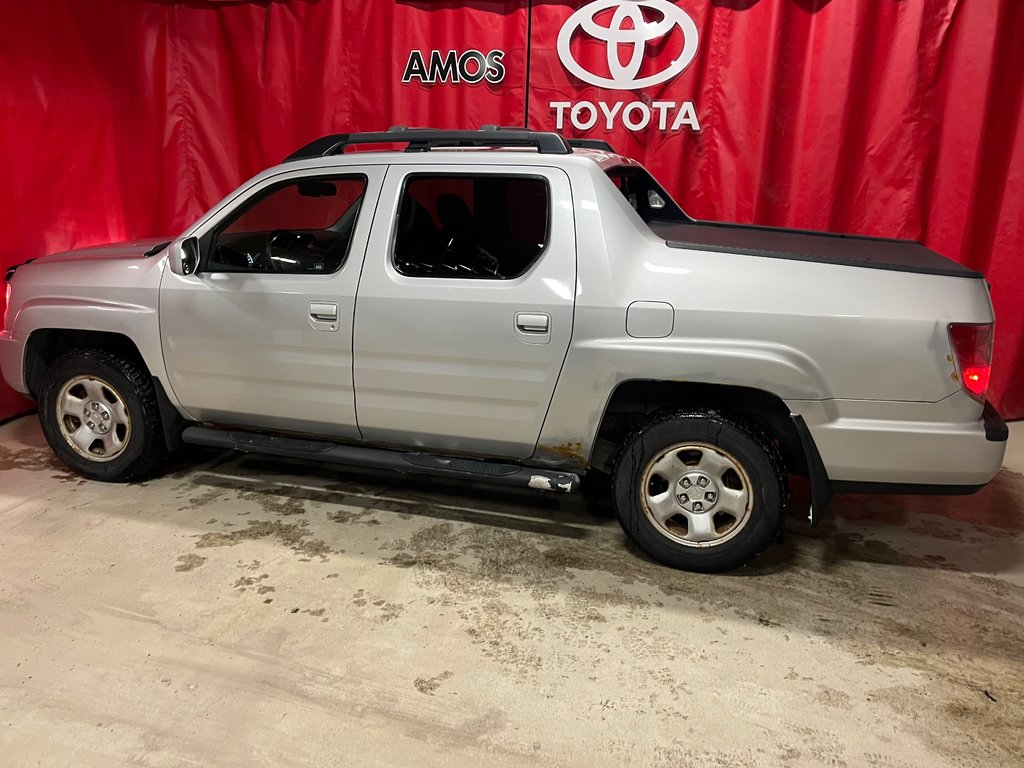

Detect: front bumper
0,330,28,395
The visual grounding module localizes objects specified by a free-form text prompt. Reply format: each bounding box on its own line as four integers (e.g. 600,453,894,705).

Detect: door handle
515,312,549,334
309,302,339,322
308,301,339,332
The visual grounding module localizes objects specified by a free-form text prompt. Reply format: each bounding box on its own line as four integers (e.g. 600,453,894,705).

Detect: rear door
352,164,576,458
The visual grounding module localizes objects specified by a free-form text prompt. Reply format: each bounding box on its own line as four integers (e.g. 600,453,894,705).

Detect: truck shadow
172,449,1024,580
786,472,1024,577
8,413,1019,581
168,451,1024,666
2,413,1022,667
188,456,603,542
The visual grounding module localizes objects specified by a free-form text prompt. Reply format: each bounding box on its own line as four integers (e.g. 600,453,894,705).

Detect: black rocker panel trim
181,426,580,493
831,480,985,496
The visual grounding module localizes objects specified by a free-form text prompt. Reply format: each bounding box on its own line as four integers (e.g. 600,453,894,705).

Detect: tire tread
38,348,166,482
610,407,788,572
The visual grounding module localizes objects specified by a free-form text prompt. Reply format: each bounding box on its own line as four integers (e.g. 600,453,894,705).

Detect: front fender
4,253,171,398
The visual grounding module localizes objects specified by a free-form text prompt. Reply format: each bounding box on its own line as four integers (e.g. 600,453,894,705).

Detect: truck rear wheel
612,409,786,572
38,349,166,482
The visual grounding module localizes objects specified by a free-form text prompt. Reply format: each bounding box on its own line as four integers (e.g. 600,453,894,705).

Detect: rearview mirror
170,236,200,276
298,181,337,198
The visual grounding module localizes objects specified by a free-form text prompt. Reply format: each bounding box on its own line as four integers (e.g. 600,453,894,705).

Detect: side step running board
181,427,580,494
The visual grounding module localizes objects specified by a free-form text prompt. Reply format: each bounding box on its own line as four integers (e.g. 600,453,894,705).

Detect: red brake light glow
2,282,10,332
948,323,993,402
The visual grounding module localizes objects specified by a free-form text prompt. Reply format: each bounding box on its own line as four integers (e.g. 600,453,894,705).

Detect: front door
352,164,576,458
160,167,384,437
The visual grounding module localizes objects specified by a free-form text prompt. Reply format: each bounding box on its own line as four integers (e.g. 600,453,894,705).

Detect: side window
207,175,367,274
393,174,549,279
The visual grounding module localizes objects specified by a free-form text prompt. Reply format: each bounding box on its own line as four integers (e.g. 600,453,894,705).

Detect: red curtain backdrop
0,0,1021,422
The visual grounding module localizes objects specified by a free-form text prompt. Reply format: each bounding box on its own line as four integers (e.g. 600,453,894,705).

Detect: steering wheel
265,230,318,272
263,230,296,272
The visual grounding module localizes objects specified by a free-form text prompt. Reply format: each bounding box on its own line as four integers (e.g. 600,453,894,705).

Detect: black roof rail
566,138,615,152
285,127,572,161
479,126,616,153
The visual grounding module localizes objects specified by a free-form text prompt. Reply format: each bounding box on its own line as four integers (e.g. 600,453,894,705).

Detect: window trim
390,171,553,281
200,173,369,275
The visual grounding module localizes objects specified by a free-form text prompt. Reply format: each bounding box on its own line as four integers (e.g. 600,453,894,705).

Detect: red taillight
2,282,10,331
948,323,994,402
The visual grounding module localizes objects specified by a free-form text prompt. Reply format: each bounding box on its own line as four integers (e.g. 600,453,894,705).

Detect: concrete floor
0,415,1021,767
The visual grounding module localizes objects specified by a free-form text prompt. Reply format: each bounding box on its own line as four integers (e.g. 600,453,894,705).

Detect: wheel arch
25,329,148,397
591,379,810,477
25,329,187,450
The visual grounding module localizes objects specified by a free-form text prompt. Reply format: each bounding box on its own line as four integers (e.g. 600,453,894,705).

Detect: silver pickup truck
0,128,1008,572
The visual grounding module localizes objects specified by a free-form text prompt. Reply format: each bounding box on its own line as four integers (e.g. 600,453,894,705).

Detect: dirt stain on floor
194,519,334,561
170,452,1024,767
0,442,82,483
370,512,1024,764
173,553,207,572
414,670,453,695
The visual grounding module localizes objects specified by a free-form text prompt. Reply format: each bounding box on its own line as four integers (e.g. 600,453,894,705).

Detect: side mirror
171,237,200,276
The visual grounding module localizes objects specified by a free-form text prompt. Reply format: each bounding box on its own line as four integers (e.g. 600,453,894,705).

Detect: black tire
611,408,787,573
37,348,166,482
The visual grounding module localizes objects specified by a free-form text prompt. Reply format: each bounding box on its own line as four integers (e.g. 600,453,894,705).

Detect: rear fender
535,339,830,470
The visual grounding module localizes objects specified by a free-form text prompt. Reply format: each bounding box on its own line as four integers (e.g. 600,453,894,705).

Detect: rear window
606,167,689,224
394,174,549,279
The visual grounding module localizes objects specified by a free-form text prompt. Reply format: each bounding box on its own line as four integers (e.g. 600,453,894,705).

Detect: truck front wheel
612,409,787,572
38,349,167,482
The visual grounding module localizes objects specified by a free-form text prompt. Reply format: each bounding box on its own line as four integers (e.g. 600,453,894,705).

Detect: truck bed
650,220,982,278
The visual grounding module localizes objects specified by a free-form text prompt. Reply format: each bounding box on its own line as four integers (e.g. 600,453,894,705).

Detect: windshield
606,167,691,224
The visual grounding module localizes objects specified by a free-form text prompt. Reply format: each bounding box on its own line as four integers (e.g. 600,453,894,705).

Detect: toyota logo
557,0,699,90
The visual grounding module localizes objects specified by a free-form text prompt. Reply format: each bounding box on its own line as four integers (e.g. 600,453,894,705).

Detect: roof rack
285,126,572,161
479,125,616,153
565,138,615,152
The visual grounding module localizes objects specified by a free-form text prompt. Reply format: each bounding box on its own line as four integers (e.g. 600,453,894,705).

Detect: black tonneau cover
651,220,982,279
